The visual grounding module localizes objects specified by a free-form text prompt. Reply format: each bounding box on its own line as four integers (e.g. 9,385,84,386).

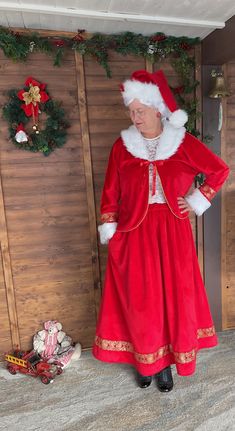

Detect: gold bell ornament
209,70,231,131
32,124,40,134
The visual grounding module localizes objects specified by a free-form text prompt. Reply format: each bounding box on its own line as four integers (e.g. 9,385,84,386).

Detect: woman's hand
177,196,193,214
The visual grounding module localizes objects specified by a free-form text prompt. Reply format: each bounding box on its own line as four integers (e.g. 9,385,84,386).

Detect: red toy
4,350,63,384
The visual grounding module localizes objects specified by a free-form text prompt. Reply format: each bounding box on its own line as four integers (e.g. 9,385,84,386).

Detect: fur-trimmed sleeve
100,140,121,223
98,140,121,244
184,134,230,216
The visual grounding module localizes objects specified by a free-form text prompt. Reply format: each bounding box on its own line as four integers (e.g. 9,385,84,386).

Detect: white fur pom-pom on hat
169,109,188,128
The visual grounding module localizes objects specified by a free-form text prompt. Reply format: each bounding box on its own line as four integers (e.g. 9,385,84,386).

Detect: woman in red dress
92,69,229,392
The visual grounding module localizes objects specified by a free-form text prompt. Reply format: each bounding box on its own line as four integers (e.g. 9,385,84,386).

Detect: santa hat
120,69,188,129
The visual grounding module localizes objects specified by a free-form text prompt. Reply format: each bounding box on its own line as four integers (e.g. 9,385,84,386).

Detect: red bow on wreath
17,77,50,123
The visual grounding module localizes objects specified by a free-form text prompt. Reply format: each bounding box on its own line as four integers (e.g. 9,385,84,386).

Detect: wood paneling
221,61,235,329
0,251,12,352
0,48,96,350
0,174,19,349
75,52,101,317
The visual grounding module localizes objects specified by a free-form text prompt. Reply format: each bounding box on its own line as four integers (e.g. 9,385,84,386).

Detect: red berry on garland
12,31,22,42
150,34,166,42
173,86,185,95
180,42,191,50
52,39,66,47
10,30,20,38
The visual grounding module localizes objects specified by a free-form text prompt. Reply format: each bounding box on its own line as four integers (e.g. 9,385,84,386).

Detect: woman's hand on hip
177,196,193,214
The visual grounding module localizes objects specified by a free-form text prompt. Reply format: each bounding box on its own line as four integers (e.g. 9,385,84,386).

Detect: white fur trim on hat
122,79,170,117
185,188,211,216
122,80,188,128
98,222,117,244
169,109,188,128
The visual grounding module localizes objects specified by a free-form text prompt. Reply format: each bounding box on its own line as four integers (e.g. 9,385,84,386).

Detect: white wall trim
0,2,225,29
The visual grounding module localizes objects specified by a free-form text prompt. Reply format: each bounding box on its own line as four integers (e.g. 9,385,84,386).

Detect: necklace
142,134,161,141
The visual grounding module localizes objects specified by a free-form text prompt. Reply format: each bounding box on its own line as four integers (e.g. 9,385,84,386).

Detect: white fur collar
120,121,186,161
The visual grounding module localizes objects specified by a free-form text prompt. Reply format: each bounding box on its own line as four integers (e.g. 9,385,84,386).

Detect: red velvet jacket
100,122,229,233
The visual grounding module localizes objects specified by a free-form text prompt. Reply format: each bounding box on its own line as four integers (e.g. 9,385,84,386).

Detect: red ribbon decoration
17,77,50,121
140,160,163,196
152,163,157,196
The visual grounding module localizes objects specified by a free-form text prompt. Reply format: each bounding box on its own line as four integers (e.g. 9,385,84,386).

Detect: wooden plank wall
0,41,200,353
0,49,96,351
221,61,235,329
0,245,12,350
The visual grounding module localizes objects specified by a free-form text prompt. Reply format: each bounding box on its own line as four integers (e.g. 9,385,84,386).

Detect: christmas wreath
3,77,70,156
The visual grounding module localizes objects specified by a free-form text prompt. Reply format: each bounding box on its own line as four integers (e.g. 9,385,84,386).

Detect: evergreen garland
0,26,202,140
0,26,199,77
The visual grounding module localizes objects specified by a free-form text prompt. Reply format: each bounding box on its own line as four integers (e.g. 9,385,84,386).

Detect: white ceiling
0,0,234,39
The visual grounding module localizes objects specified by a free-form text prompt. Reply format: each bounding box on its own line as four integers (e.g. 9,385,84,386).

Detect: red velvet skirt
92,203,218,376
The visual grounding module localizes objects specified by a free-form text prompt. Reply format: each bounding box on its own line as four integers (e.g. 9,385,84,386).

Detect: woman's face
128,99,161,136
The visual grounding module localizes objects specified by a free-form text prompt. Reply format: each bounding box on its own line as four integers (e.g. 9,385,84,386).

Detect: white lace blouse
143,136,166,204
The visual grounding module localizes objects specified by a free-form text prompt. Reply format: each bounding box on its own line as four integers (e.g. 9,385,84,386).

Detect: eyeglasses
128,108,147,119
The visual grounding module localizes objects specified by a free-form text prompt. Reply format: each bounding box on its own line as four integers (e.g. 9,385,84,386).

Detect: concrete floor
0,330,235,431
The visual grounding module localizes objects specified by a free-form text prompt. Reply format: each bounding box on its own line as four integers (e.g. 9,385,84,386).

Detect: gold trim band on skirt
95,326,216,365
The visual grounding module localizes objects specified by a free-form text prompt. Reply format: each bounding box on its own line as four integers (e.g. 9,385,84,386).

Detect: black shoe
136,373,152,388
156,366,173,392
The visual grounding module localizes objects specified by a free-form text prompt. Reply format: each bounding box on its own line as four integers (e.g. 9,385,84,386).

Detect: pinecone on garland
72,30,85,43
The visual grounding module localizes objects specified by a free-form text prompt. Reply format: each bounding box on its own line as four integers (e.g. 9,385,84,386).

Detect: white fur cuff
185,188,211,216
98,222,117,244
